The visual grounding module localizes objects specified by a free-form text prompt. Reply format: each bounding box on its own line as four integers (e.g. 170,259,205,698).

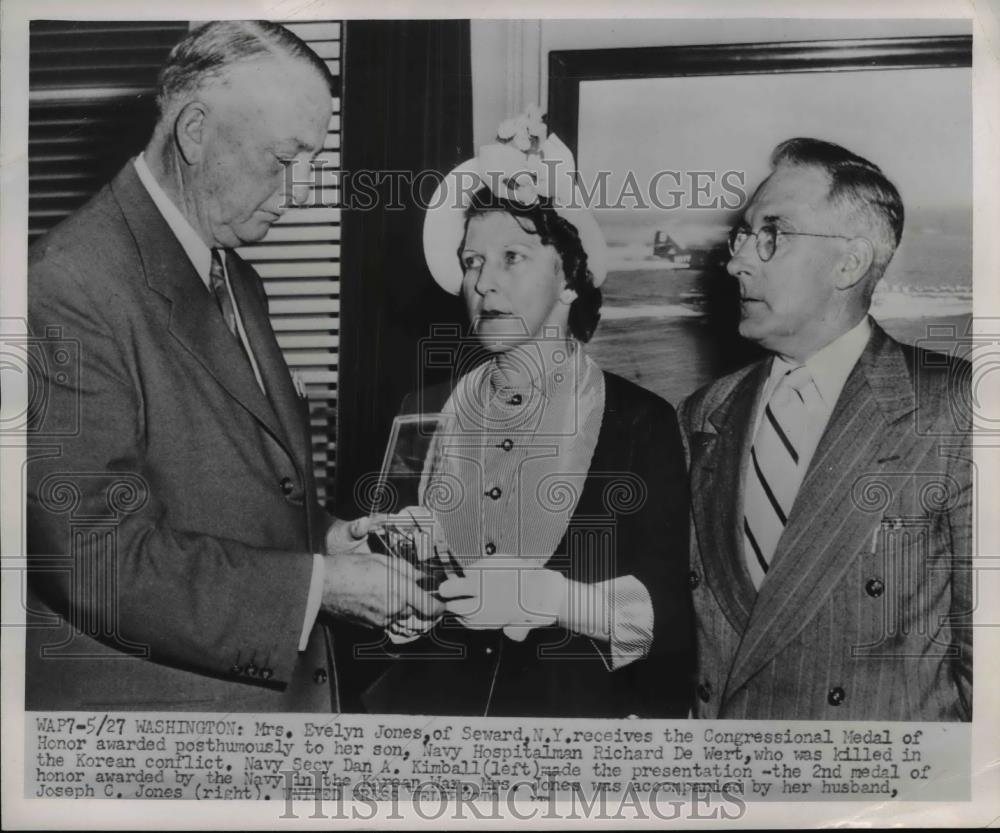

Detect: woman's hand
437,558,567,641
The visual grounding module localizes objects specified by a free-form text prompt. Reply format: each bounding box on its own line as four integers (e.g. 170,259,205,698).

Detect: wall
470,17,971,148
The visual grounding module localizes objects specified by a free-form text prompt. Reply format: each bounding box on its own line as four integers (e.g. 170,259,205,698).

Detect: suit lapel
723,323,918,699
227,252,310,468
691,361,769,634
110,163,288,450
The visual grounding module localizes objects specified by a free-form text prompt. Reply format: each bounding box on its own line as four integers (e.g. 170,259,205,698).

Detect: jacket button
485,647,493,655
827,686,846,706
245,663,258,677
259,667,273,680
313,668,328,684
486,486,502,500
279,477,294,496
865,578,885,597
689,570,701,589
498,439,514,452
697,681,712,702
484,542,497,555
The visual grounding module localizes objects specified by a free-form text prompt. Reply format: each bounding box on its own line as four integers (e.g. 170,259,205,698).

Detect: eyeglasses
728,223,854,263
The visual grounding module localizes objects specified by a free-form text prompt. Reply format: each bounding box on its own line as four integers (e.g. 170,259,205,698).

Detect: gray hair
770,137,904,285
156,20,333,117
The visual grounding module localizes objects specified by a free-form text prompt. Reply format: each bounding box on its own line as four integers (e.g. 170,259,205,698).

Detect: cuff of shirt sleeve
567,576,652,671
605,575,654,670
299,553,325,651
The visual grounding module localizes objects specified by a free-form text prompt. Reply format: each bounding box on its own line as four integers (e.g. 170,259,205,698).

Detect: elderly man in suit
680,138,972,721
26,21,438,712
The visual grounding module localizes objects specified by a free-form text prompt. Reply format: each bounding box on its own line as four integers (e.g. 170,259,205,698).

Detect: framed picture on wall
548,35,972,406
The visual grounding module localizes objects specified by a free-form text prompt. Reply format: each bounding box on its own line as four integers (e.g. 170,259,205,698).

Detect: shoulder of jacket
602,370,676,421
679,361,762,430
898,339,972,430
29,183,137,292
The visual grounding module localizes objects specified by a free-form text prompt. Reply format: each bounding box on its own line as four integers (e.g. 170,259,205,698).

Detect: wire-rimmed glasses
728,223,855,262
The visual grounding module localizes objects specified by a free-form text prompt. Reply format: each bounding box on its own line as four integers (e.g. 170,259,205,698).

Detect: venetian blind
236,21,341,507
28,21,191,239
28,20,342,506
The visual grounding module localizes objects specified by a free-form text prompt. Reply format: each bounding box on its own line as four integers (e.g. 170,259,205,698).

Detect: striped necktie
209,248,238,338
743,365,818,588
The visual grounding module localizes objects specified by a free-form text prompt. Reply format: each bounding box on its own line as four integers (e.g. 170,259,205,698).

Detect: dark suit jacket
680,321,972,720
359,371,694,717
26,161,339,712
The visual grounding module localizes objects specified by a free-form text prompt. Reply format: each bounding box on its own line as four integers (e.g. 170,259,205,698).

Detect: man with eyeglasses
679,137,972,720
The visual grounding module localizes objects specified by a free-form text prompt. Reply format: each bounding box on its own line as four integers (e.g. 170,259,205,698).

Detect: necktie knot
209,248,225,279
772,364,813,405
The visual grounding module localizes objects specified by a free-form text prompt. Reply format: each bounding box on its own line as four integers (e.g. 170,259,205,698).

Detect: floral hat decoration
423,105,608,295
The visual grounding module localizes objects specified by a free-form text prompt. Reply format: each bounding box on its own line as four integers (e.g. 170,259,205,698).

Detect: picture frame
546,35,973,405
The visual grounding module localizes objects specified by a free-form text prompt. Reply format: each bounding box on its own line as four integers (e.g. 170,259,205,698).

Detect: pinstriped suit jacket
680,320,972,720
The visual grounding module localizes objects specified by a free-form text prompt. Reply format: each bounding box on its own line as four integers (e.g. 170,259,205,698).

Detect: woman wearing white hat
361,110,693,717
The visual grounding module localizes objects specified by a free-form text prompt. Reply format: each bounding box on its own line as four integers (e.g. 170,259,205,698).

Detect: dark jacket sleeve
605,375,694,715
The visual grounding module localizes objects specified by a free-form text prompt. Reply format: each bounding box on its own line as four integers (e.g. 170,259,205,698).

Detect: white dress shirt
133,154,324,651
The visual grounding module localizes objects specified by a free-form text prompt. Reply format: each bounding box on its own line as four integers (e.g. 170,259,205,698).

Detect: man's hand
325,516,374,554
325,508,434,559
321,552,443,629
386,611,441,644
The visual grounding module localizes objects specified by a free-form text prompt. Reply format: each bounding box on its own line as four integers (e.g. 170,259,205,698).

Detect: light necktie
209,248,239,338
743,365,820,588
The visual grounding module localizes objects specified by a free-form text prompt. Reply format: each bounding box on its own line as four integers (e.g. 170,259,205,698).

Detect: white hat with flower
423,105,609,295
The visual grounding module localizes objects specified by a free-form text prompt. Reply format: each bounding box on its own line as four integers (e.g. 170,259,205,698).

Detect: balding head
145,21,333,248
155,20,333,124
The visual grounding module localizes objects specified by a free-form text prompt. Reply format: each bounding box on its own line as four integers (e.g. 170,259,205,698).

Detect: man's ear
834,236,874,290
174,102,209,165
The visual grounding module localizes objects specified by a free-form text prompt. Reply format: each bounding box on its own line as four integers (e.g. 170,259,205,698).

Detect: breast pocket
851,510,952,659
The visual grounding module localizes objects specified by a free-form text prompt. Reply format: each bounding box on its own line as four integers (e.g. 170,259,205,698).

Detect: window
237,21,341,506
28,21,190,241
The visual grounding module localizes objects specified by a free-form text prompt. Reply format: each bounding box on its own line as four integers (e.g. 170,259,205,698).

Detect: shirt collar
768,316,872,407
133,153,213,287
485,341,578,405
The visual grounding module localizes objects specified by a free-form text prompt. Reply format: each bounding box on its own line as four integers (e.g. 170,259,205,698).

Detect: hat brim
422,160,608,295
